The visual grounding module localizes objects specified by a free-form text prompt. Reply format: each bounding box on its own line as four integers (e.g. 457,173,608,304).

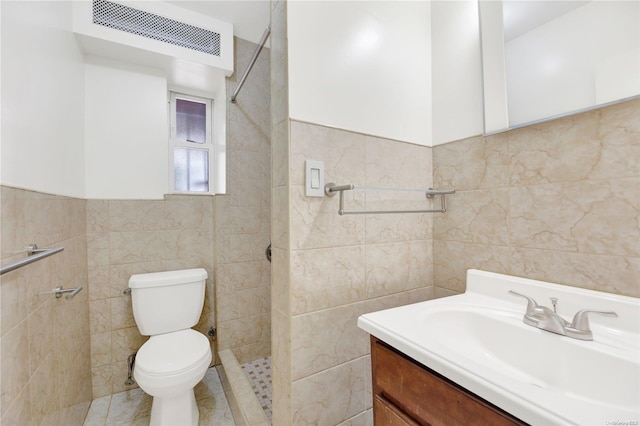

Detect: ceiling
503,1,590,41
167,0,271,45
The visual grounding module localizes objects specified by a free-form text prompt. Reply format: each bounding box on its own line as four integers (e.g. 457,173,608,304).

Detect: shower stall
215,32,273,424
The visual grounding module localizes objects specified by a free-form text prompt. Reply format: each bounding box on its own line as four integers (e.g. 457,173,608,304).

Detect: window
169,92,214,193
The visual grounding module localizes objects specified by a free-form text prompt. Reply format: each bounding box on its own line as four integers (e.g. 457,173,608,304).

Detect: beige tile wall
287,122,434,425
216,37,272,365
0,186,92,425
433,98,640,298
86,195,215,398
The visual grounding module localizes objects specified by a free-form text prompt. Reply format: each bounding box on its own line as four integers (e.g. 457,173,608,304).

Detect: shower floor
240,356,272,422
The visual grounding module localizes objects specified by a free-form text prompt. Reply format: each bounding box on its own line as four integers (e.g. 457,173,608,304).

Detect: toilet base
149,389,199,426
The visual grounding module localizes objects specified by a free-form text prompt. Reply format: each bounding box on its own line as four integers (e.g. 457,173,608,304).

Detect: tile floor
83,368,235,426
240,356,272,423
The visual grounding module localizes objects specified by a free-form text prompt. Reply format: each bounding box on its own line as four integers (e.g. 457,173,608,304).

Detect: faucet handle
508,290,539,315
570,309,618,332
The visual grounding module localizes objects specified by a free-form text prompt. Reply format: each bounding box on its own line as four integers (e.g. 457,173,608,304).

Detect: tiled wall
433,98,640,298
215,37,272,365
286,122,434,425
86,195,215,398
0,186,92,425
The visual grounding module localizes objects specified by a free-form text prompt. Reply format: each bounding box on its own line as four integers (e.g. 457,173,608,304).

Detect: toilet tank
128,268,207,336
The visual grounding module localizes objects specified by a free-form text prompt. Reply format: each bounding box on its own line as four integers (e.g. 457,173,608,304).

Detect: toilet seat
136,329,210,376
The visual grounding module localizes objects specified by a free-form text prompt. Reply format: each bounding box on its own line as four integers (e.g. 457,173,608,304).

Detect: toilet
128,268,212,426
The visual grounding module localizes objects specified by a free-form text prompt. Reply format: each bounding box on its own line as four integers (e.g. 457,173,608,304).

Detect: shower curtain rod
229,25,271,103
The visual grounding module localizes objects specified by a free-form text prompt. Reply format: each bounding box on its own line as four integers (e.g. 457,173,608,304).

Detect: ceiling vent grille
92,0,221,57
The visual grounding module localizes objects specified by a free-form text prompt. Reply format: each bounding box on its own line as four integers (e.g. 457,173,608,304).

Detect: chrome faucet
508,290,617,341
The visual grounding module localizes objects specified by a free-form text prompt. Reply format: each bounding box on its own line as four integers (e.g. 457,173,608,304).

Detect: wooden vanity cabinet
371,336,528,426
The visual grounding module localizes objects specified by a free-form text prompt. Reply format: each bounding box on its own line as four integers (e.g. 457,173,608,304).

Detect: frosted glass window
174,148,209,192
176,98,207,144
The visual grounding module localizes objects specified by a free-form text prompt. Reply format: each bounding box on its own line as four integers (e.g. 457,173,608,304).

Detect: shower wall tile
290,245,366,315
291,357,368,426
291,302,369,380
433,98,640,298
1,186,91,425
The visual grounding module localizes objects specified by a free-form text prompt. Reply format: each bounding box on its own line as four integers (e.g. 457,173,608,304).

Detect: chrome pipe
229,25,271,103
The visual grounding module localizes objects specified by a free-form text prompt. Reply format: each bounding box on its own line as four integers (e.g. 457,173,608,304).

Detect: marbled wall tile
337,409,373,426
290,120,366,188
111,327,147,366
1,321,29,413
29,353,57,426
291,357,367,426
365,240,432,299
163,196,214,231
510,178,639,257
27,299,55,375
89,299,111,334
290,245,366,315
220,178,269,209
511,247,640,297
290,186,365,250
217,231,271,264
364,287,432,313
365,211,431,245
272,186,290,250
109,231,165,264
110,295,136,330
0,385,32,426
590,99,640,180
227,150,271,181
216,204,268,236
217,313,270,350
272,121,290,188
433,132,509,190
0,268,29,335
164,228,214,262
91,365,113,399
217,286,270,322
364,136,431,188
86,200,109,234
291,302,369,380
433,188,510,245
87,232,110,267
271,309,292,426
217,260,270,293
433,240,510,292
108,200,165,231
90,331,112,368
271,247,290,315
509,110,602,186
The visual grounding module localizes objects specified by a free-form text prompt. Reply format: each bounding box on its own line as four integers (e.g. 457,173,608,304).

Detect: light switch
305,160,324,197
311,168,320,189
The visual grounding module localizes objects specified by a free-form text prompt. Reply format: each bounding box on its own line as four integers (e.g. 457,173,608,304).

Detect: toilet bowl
128,268,211,426
134,330,212,426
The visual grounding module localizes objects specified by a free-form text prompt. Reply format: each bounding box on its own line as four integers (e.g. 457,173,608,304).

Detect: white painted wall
287,1,432,146
505,1,639,126
0,1,85,197
431,1,484,145
84,57,169,199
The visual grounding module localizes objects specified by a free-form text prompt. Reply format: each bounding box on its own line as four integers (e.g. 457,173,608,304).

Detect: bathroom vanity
358,270,640,425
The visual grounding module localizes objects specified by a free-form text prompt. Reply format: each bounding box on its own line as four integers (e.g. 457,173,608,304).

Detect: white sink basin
358,270,640,425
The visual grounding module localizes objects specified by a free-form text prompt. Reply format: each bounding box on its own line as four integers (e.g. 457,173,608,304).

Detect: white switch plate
305,160,325,197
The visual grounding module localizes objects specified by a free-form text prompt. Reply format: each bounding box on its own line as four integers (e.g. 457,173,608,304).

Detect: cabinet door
371,337,526,426
374,395,420,426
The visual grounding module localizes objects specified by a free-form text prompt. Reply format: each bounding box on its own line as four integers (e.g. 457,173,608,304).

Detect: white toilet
128,268,212,426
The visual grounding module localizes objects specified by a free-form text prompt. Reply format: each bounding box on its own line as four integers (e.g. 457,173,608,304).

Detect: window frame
168,91,214,194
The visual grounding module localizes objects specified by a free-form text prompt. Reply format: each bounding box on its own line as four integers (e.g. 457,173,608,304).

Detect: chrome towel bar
324,183,455,215
0,244,64,275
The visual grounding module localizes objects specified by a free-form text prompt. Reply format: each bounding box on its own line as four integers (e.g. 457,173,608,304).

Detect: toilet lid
136,329,211,376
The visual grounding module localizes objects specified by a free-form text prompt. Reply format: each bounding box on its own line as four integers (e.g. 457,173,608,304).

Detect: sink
358,270,640,425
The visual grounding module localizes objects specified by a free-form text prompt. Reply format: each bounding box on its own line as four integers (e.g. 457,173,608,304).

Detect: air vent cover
92,0,221,56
